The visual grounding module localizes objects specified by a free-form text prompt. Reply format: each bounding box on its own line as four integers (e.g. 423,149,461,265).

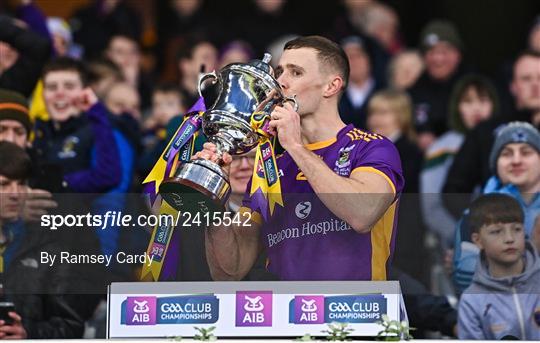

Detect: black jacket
389,267,457,338
394,135,422,194
408,68,466,136
2,223,84,338
0,15,51,97
338,81,380,131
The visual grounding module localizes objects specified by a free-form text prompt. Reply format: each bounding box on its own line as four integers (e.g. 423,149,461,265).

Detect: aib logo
126,297,156,325
294,296,324,324
235,291,272,327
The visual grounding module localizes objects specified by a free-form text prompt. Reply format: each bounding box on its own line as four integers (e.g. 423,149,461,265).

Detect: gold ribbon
140,201,178,281
249,112,284,218
140,114,200,281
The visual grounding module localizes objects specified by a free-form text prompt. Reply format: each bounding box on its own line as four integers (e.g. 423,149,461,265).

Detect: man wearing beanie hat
484,121,540,236
0,88,31,148
0,88,59,224
451,122,540,296
409,20,466,148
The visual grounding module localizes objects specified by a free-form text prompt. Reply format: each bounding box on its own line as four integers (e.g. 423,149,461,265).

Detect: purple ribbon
160,228,180,280
164,97,206,177
251,188,270,222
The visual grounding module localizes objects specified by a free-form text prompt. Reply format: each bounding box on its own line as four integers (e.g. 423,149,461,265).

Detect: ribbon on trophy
140,97,205,281
248,112,284,221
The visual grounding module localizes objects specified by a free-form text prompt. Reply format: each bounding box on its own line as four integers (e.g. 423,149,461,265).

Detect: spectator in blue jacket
452,122,540,294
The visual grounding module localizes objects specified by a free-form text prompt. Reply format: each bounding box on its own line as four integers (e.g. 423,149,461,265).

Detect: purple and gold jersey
241,124,404,280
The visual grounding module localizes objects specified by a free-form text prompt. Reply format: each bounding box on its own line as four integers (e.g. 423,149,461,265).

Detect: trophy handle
198,71,219,97
282,94,299,112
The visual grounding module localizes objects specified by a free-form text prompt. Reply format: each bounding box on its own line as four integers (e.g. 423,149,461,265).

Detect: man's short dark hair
0,141,31,180
284,35,350,91
513,49,540,77
42,57,88,86
107,33,140,50
468,194,524,234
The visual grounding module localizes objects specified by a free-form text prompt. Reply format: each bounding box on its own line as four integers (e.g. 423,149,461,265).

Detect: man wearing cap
408,20,466,149
338,35,381,130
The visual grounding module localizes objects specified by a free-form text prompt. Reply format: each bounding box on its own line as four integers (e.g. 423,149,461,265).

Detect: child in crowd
138,84,186,177
458,193,540,340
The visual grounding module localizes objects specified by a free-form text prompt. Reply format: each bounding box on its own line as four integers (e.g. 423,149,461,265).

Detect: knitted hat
0,89,31,133
489,121,540,173
420,20,463,52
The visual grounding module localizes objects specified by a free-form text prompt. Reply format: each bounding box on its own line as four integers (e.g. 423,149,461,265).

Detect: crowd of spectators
0,0,539,339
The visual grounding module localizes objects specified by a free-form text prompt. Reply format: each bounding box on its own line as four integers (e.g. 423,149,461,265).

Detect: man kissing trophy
140,53,296,281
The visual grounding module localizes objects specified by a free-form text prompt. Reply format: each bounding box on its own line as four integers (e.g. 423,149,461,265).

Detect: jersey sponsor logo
266,219,353,248
295,201,312,219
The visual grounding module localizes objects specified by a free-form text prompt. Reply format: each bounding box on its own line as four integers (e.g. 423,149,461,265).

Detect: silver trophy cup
159,54,297,213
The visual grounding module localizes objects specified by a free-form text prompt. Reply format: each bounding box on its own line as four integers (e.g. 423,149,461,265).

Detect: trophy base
159,159,231,214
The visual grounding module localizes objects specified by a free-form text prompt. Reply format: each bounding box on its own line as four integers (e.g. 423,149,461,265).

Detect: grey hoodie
458,241,540,340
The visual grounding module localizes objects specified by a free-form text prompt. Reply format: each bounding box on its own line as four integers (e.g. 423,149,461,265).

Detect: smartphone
0,302,15,325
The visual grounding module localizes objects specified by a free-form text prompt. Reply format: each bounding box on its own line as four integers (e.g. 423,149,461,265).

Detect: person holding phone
0,141,84,338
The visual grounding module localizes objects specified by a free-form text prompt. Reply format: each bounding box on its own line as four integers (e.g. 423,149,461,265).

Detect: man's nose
277,74,287,89
511,153,523,164
5,129,16,143
240,157,252,168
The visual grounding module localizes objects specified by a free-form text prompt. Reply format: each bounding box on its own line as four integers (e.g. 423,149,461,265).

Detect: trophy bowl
159,54,297,214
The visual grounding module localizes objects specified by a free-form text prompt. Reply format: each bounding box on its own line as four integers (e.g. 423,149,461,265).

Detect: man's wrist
284,142,305,156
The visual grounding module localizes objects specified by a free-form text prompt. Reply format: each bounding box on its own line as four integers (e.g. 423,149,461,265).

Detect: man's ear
471,232,483,249
323,76,344,98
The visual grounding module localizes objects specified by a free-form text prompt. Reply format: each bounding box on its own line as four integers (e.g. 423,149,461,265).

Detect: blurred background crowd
0,0,539,339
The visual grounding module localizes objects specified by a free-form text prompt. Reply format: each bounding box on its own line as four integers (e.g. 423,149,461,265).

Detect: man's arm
286,145,394,233
194,143,263,280
269,103,397,233
63,89,121,192
205,216,262,280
